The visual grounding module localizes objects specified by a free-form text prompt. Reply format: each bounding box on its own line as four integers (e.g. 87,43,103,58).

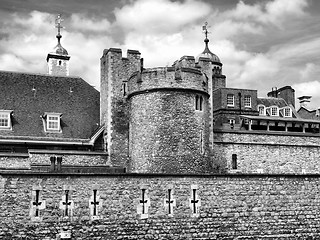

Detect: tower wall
127,66,211,173
100,48,141,167
47,54,70,76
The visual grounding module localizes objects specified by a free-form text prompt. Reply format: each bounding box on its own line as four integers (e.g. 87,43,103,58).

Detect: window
229,119,235,129
244,95,251,108
43,113,62,132
0,110,13,130
232,154,237,170
270,106,278,116
283,107,292,117
258,105,265,115
122,82,127,96
58,60,62,66
195,95,203,111
227,94,234,107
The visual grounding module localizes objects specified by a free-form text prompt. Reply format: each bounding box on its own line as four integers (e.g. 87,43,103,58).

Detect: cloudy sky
1,0,320,108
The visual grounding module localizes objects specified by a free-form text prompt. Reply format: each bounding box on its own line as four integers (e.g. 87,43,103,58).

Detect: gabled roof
0,70,100,142
257,97,288,108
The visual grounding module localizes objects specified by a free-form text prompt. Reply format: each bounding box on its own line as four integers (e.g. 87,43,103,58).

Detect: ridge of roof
0,69,82,79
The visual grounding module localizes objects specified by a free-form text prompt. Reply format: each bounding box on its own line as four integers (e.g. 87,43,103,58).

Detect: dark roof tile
0,71,100,140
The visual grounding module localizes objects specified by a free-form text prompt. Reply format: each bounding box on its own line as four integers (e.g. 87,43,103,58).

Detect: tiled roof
0,71,100,141
257,97,288,108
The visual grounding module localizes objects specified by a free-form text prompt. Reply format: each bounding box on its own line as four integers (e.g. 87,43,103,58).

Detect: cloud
114,0,212,34
224,0,308,26
70,14,111,34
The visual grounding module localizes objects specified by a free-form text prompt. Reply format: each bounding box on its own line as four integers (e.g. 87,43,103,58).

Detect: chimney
267,87,278,98
56,156,62,171
298,96,312,108
50,156,56,172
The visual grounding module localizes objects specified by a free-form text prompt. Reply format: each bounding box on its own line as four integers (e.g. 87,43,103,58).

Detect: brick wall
1,173,320,239
213,131,320,173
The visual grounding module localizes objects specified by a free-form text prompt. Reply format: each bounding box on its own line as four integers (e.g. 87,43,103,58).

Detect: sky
0,0,320,108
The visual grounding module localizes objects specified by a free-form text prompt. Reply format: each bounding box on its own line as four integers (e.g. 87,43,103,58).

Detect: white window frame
0,110,13,130
44,113,62,132
270,106,279,116
283,107,292,118
227,94,234,107
258,105,266,116
244,95,251,108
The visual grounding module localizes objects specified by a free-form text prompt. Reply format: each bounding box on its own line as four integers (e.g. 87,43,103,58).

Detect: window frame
0,110,13,130
227,94,235,107
270,106,279,116
244,95,251,108
283,107,292,118
258,105,266,116
44,113,62,132
195,95,203,111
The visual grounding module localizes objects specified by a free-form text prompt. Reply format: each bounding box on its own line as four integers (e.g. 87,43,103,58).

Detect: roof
240,115,320,124
0,70,100,142
257,97,288,108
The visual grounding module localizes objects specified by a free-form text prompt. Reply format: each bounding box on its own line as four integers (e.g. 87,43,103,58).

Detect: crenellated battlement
127,65,208,98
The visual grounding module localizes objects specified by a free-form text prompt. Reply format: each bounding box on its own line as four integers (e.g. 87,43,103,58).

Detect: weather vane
55,14,64,38
202,22,210,40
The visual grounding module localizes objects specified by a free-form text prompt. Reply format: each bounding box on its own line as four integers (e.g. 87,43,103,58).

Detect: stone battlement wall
127,66,207,98
1,173,320,239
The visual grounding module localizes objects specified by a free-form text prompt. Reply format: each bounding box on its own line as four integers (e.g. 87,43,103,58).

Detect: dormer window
0,110,13,130
258,105,266,115
43,113,62,132
283,107,292,118
270,106,279,116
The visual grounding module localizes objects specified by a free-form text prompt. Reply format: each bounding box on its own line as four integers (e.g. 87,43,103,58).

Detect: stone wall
100,48,141,168
213,131,320,173
129,90,210,173
0,151,108,169
1,173,320,239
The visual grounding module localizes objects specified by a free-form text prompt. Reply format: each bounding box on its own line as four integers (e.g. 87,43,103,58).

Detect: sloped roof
257,97,288,108
0,71,100,142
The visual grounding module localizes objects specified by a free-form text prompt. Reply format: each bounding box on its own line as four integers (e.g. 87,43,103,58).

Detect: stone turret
126,56,211,173
100,48,141,167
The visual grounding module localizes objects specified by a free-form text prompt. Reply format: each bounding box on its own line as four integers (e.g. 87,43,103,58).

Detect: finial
202,22,210,43
55,14,64,43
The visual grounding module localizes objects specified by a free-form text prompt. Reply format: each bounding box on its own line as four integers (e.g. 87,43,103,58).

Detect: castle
1,18,320,239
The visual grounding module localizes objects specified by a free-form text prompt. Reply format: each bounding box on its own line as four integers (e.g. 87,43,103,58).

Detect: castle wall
100,49,140,168
213,131,320,173
1,173,320,239
0,151,108,169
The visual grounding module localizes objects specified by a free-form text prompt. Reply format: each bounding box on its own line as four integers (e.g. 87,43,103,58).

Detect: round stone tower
127,56,211,173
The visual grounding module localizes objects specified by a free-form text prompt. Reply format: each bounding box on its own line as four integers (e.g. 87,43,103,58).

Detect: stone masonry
1,173,320,239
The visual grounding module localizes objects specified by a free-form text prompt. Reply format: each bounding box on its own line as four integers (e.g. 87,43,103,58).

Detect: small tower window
195,95,203,111
231,154,237,170
122,82,127,96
